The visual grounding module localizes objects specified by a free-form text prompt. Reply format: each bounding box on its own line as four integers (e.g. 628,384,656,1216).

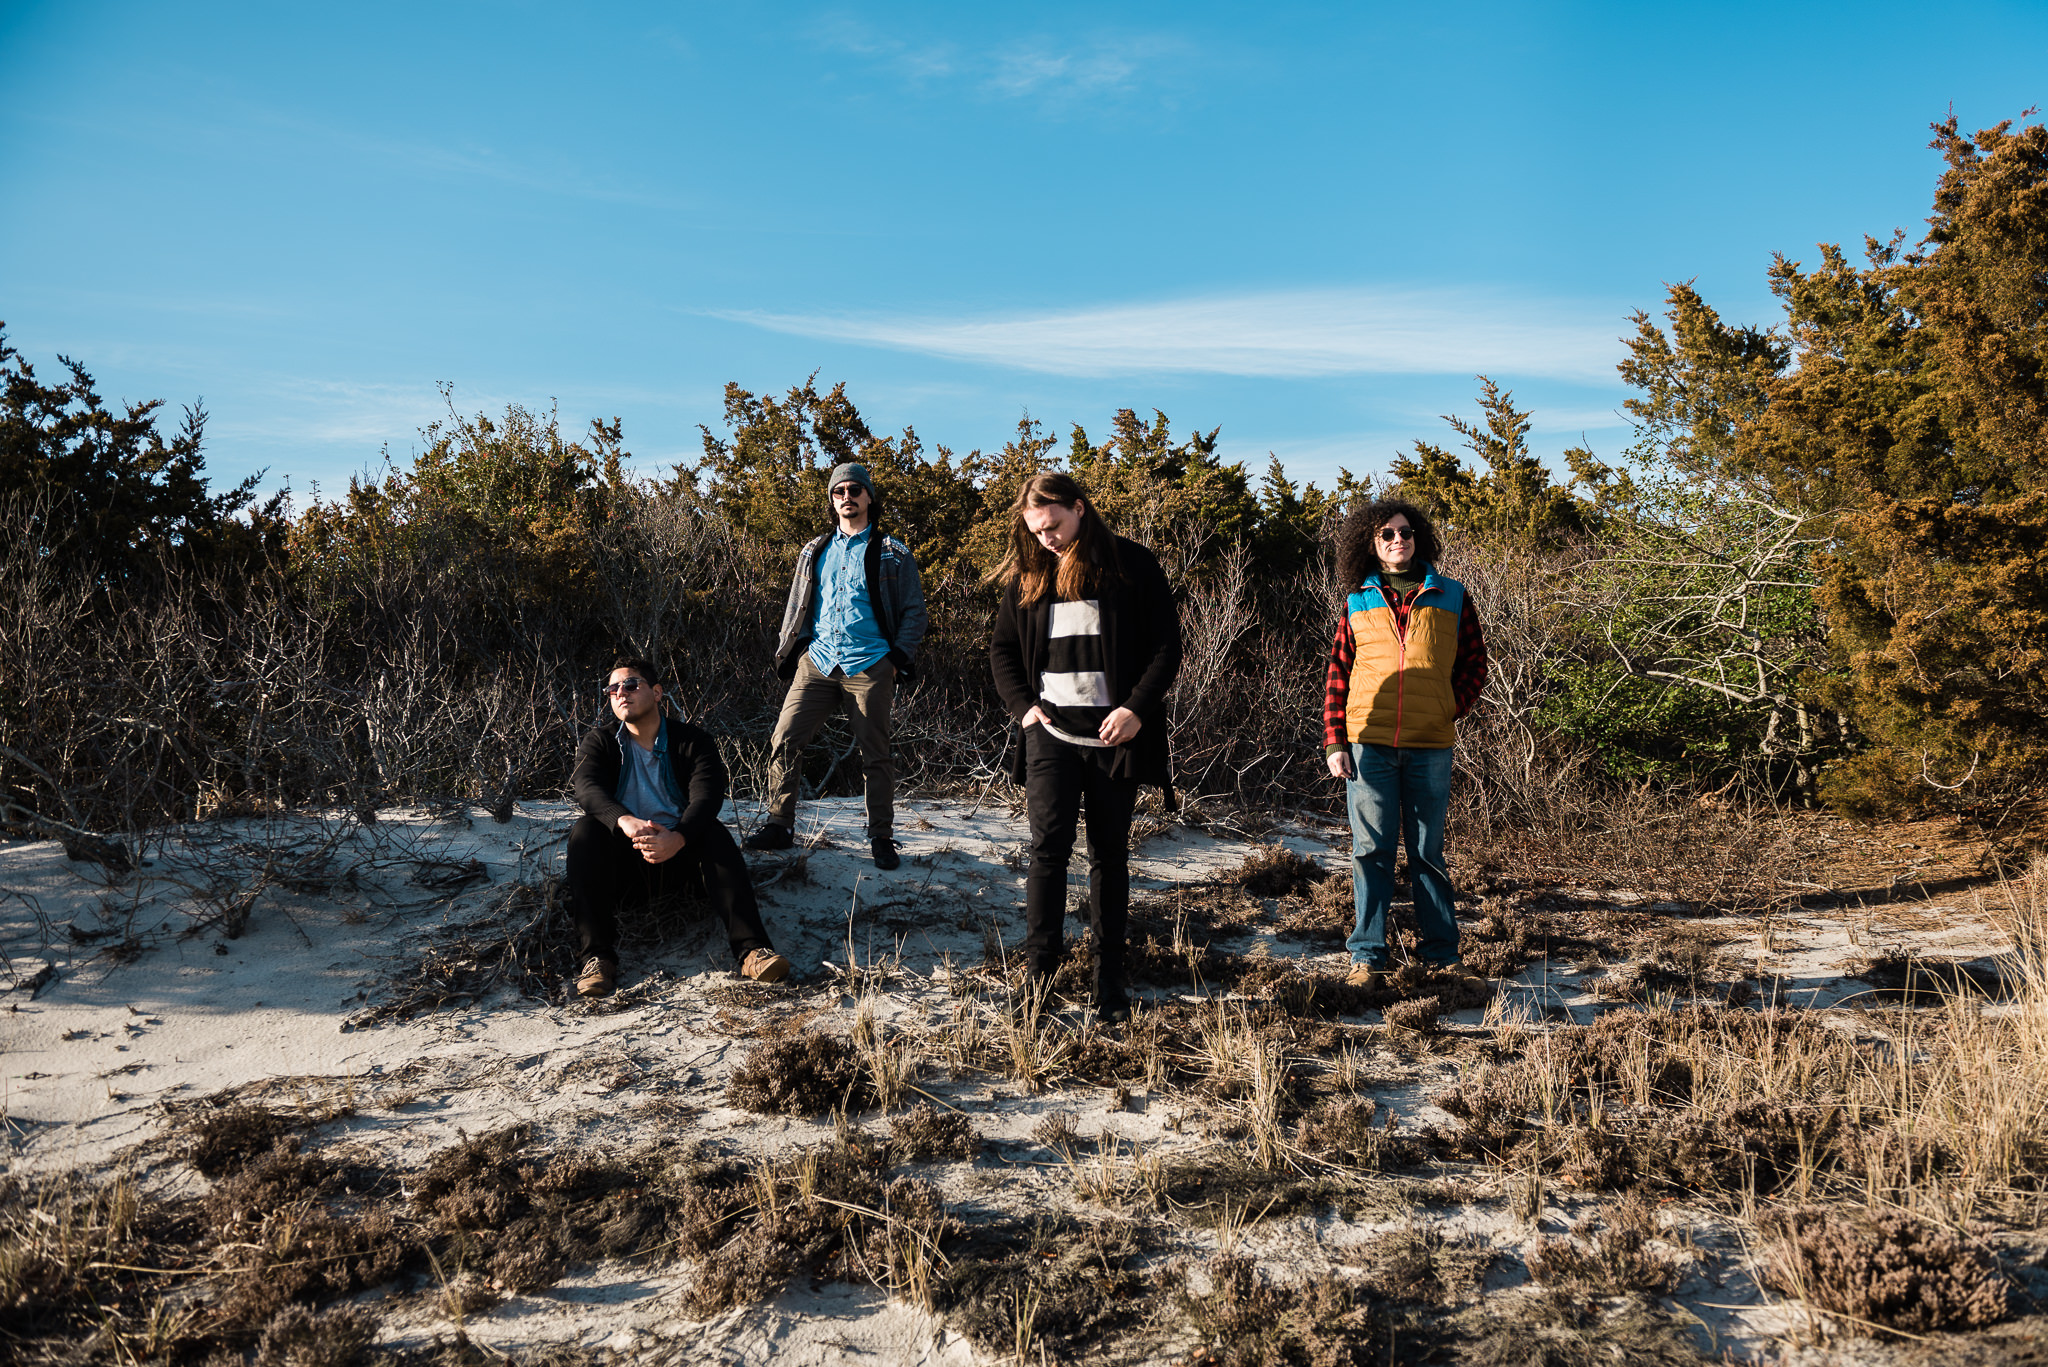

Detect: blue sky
3,1,2043,503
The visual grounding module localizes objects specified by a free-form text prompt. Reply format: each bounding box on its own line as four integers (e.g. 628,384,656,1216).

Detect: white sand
1,797,2022,1363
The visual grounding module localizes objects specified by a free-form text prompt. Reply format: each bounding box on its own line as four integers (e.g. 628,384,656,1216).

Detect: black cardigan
570,715,729,844
989,535,1183,799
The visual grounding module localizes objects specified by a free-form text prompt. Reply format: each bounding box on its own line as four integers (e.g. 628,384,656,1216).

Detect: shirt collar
616,715,667,757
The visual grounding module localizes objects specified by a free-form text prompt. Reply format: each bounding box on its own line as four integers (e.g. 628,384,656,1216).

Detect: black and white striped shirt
1039,598,1112,747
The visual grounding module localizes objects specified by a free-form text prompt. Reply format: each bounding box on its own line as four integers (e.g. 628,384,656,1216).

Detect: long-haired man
989,473,1182,1021
1323,499,1488,989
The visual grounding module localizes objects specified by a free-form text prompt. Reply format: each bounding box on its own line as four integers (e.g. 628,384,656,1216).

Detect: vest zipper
1391,614,1406,748
1387,581,1441,748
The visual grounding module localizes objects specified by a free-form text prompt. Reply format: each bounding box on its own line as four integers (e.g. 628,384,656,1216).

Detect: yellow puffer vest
1344,570,1466,749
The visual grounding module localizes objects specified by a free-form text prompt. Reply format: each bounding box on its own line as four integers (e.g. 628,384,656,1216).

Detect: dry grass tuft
0,1171,144,1342
851,993,921,1111
1032,1109,1083,1159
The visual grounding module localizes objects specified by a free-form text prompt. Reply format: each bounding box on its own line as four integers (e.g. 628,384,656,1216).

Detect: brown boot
1345,963,1388,990
1447,965,1493,995
740,948,791,983
576,956,616,998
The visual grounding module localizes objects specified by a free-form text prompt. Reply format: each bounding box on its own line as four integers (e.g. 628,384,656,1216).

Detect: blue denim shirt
807,526,890,676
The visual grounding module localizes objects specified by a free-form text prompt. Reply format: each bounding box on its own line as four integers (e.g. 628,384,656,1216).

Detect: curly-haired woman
1323,499,1489,989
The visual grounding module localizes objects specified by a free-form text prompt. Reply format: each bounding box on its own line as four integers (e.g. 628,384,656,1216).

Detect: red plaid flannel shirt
1322,586,1488,752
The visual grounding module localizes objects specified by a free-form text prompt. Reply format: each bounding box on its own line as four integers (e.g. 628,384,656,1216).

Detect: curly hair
1335,499,1442,588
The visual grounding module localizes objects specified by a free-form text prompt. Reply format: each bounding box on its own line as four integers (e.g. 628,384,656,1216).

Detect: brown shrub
932,1218,1154,1362
1461,938,1523,980
1352,1224,1495,1307
253,1303,380,1367
1760,1209,2009,1335
203,1141,338,1235
1170,1253,1391,1367
681,1141,950,1317
1452,1294,1709,1365
213,1201,418,1336
185,1105,294,1177
1066,1010,1186,1086
890,1104,983,1162
1526,1194,1686,1297
1592,961,1650,1001
487,1220,567,1293
408,1126,530,1231
1033,1110,1082,1157
724,1031,869,1116
1236,844,1325,899
1297,1099,1386,1168
1384,995,1444,1033
1432,1069,1528,1156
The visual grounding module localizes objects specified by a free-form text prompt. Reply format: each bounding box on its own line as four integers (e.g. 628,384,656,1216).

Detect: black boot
1093,958,1130,1024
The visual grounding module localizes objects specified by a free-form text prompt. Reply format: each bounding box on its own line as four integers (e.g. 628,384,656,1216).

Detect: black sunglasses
1377,526,1415,542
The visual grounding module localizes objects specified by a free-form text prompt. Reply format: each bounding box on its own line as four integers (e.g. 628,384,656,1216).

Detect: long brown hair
992,472,1122,604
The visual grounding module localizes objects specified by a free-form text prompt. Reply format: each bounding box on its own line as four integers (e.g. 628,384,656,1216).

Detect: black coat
570,715,729,844
989,535,1183,800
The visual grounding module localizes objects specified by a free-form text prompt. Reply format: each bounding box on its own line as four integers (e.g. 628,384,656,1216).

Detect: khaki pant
764,654,896,836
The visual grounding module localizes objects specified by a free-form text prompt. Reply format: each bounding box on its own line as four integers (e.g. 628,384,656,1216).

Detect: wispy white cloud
714,290,1632,384
806,15,1196,106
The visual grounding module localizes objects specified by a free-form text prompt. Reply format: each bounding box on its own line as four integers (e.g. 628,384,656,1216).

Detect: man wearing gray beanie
744,462,928,869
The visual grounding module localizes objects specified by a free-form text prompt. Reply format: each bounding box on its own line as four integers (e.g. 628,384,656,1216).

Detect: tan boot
1345,963,1388,990
741,949,792,983
576,956,616,998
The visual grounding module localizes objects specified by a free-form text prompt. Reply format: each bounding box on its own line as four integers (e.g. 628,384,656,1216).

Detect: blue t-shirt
614,726,680,827
808,526,890,676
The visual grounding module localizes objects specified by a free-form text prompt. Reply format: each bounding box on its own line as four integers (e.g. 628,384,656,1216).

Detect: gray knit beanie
826,462,875,503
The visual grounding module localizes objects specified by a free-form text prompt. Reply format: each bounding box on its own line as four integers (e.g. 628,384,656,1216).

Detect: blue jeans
1344,742,1460,968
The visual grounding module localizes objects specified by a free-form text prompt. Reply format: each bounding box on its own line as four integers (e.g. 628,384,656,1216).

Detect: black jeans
1021,727,1139,979
565,814,772,966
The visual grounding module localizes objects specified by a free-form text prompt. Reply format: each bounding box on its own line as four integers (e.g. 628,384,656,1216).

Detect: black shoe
743,823,793,851
870,836,901,871
1094,964,1130,1023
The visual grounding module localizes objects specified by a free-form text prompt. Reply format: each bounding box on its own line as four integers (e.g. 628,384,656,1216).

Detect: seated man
567,656,791,997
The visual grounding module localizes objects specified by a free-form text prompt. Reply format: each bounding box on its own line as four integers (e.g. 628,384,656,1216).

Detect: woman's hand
1098,707,1141,746
1021,705,1050,729
1326,749,1355,780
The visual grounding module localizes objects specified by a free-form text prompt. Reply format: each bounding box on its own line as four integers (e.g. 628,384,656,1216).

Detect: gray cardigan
773,523,928,680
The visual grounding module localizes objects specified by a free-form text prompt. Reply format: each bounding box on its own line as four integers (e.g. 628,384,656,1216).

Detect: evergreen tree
0,325,280,583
